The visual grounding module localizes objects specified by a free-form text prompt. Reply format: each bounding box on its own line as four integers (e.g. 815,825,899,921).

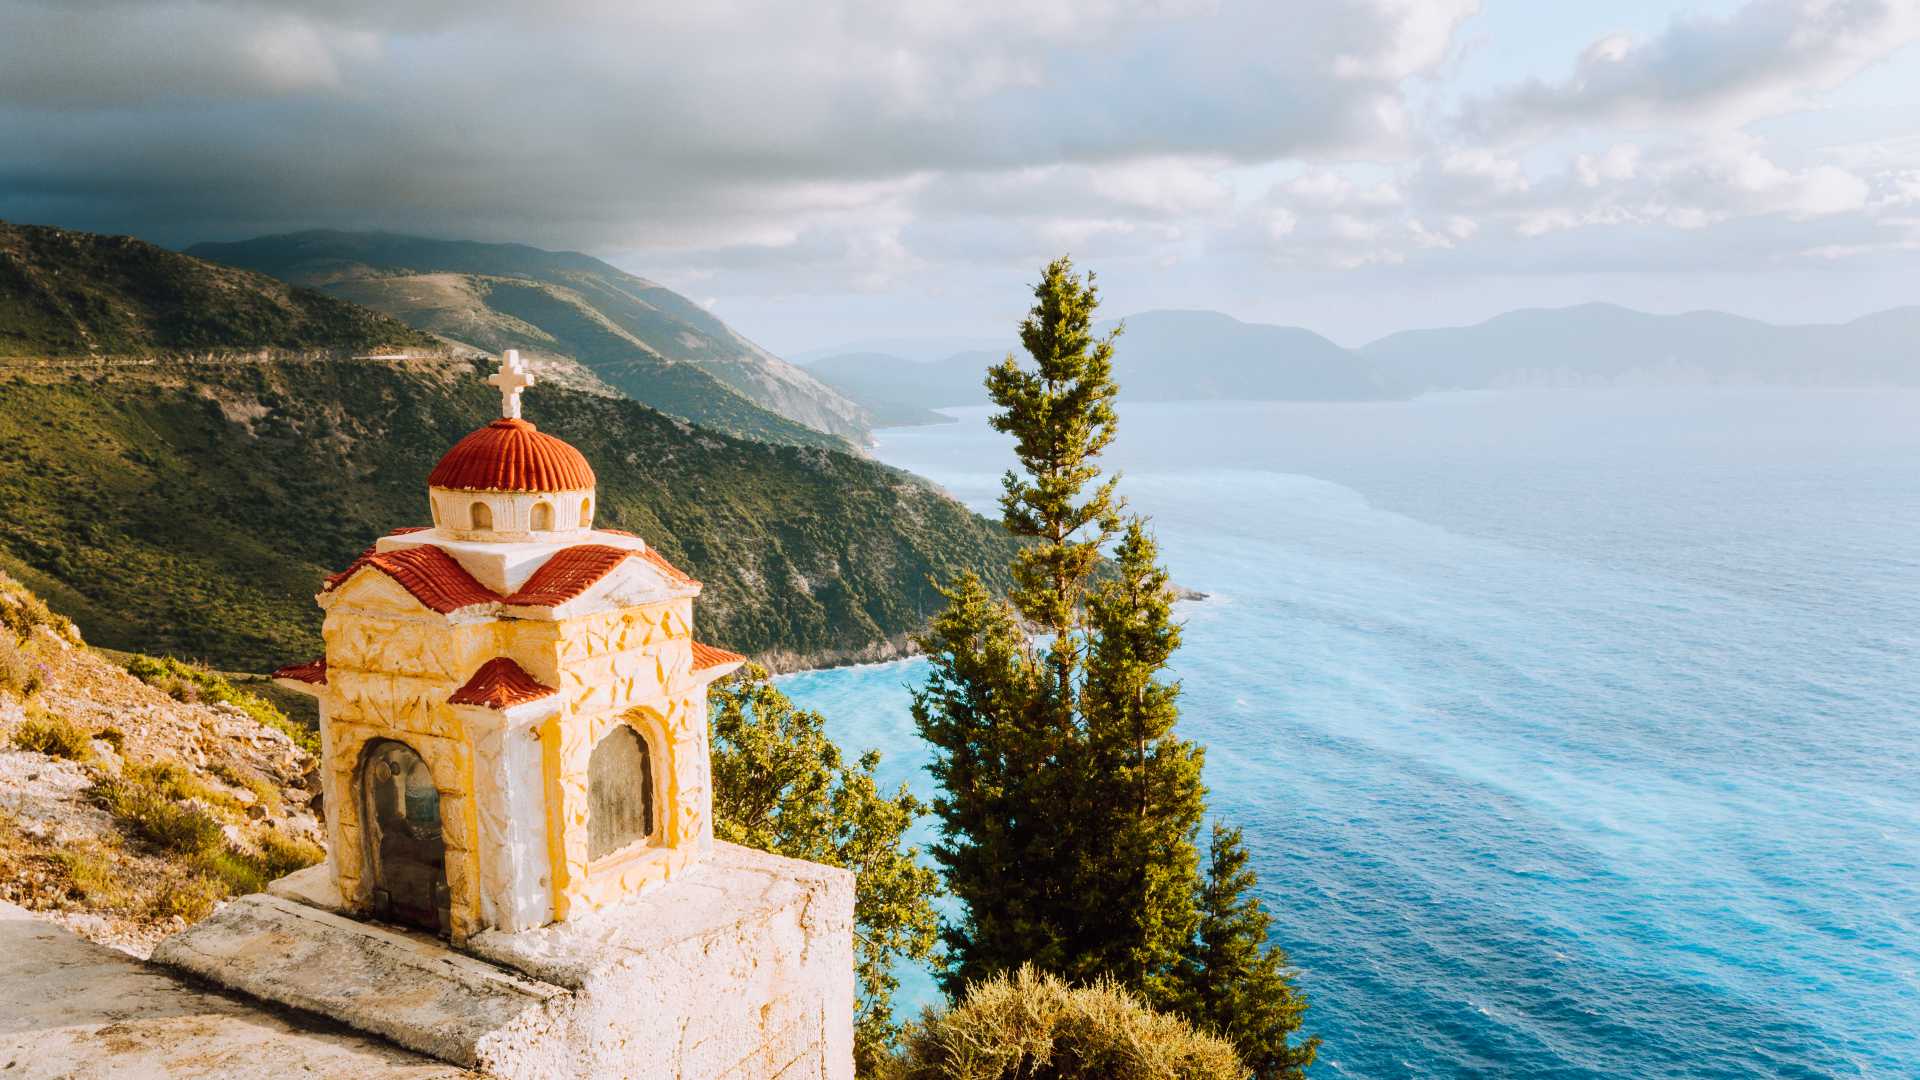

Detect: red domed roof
428,419,595,492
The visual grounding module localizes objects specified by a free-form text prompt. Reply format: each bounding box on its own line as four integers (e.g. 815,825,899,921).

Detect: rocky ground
0,570,323,956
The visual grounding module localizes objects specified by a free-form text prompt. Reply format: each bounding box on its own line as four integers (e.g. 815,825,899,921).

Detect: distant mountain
0,223,1019,671
1361,302,1920,392
791,335,1003,366
187,230,871,446
1100,310,1377,400
0,221,435,357
809,303,1920,422
805,309,1381,421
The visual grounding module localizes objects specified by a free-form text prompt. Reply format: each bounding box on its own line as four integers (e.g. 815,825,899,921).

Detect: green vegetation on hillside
189,230,871,446
0,354,1018,673
0,222,436,358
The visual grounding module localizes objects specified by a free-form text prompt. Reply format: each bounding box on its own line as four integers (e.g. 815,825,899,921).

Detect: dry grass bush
0,630,43,698
887,966,1246,1080
0,573,78,644
87,759,323,903
0,570,77,700
11,710,93,760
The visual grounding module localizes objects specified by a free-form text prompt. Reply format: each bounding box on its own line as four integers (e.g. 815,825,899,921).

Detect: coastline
756,585,1211,676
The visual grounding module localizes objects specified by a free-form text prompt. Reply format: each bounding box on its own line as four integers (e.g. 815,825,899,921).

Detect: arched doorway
360,739,450,935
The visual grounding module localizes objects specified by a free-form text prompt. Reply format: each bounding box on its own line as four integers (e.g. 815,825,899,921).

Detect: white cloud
1461,0,1920,137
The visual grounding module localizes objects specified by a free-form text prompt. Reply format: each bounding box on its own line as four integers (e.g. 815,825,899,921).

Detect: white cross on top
487,349,536,420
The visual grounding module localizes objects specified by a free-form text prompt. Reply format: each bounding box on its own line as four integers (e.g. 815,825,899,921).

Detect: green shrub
89,764,227,855
889,966,1246,1080
210,761,283,814
52,845,133,908
150,870,225,922
12,711,93,760
123,654,319,755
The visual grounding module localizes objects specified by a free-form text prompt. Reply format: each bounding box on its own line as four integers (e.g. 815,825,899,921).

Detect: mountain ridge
0,222,437,358
187,230,873,447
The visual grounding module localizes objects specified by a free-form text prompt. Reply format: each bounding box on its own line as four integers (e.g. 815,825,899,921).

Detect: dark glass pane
588,725,654,861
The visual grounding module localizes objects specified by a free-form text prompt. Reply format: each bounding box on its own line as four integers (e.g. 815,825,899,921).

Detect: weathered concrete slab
151,893,568,1069
149,843,855,1079
0,901,471,1079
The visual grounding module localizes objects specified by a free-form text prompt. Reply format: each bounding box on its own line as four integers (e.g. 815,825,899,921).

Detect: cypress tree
1075,518,1206,1001
913,570,1055,986
1176,825,1319,1080
913,255,1315,1072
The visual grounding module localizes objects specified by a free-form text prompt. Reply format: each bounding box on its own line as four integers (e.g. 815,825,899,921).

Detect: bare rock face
154,842,856,1080
0,570,325,955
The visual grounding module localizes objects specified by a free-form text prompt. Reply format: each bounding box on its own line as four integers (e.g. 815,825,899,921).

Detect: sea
775,389,1920,1079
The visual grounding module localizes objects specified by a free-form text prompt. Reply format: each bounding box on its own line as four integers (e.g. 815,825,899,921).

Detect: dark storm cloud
0,0,1467,248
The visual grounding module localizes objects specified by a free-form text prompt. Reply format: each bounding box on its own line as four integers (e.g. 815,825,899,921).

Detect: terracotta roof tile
324,546,500,613
428,418,595,492
389,525,431,535
323,540,692,615
691,641,746,671
271,658,327,685
448,657,555,709
504,545,631,606
503,544,699,606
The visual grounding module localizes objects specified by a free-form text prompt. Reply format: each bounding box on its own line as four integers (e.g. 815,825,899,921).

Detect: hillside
188,231,870,446
0,354,1018,673
0,569,324,955
1360,302,1920,391
0,222,437,357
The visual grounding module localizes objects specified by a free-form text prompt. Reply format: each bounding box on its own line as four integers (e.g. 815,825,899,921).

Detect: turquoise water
776,390,1920,1078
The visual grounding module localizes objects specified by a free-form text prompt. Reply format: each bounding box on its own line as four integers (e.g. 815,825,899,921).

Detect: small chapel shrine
272,350,746,941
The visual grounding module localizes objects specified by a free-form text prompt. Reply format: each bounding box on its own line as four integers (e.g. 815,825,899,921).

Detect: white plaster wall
463,705,556,933
430,487,595,544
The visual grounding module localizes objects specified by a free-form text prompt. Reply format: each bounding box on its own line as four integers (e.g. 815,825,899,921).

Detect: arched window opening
588,725,654,861
531,501,554,531
579,497,593,529
470,501,493,530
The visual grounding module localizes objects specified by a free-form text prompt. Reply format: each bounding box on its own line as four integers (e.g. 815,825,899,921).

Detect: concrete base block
153,843,856,1080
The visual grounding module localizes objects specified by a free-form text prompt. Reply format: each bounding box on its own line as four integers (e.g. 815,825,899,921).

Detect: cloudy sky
5,0,1919,351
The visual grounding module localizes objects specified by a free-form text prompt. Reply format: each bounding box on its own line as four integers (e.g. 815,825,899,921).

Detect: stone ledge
151,893,567,1068
265,861,340,910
